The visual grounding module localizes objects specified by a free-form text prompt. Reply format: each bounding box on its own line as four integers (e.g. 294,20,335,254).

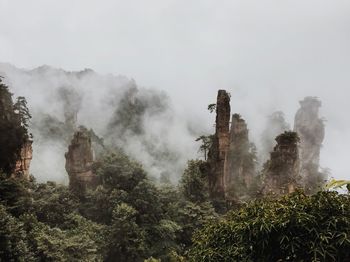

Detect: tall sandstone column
208,90,230,199
224,114,255,199
65,129,98,192
294,97,325,191
262,131,300,196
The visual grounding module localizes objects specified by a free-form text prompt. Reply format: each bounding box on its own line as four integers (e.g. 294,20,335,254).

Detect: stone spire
262,131,300,195
294,97,325,192
224,114,256,199
65,128,98,192
208,90,230,199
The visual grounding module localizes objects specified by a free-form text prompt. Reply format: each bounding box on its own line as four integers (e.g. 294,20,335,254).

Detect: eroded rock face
208,90,230,199
65,129,98,191
224,114,256,199
12,141,33,180
294,97,325,192
262,131,300,195
208,91,258,201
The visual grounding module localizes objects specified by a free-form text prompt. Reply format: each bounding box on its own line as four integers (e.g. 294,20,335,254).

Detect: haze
1,0,350,180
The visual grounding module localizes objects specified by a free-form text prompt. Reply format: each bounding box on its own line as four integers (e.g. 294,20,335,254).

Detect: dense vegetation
0,156,217,261
1,78,350,261
188,190,350,261
0,78,31,175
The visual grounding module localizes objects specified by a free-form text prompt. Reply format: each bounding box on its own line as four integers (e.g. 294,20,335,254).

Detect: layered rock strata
12,141,33,180
262,131,300,195
208,90,231,199
65,129,98,191
224,114,255,198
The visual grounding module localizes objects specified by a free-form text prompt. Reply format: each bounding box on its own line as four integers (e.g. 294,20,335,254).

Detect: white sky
1,0,350,179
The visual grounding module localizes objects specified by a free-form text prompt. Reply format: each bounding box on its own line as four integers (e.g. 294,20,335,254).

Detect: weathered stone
208,90,230,199
262,131,300,195
208,91,258,201
294,97,325,192
12,141,33,180
224,114,256,199
65,128,98,191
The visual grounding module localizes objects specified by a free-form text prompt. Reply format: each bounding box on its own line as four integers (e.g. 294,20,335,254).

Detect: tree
94,152,147,191
188,190,350,261
105,203,146,262
0,78,31,175
0,173,32,216
207,103,216,113
180,160,209,203
175,200,217,249
195,136,213,160
31,181,79,228
22,213,105,261
0,205,32,261
14,96,32,131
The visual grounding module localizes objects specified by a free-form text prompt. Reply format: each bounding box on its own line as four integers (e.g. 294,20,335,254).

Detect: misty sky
1,0,350,180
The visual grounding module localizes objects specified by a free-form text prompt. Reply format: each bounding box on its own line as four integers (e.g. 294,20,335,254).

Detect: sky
1,0,350,180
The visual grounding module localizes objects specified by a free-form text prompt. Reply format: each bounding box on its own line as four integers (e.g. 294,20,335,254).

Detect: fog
1,0,350,181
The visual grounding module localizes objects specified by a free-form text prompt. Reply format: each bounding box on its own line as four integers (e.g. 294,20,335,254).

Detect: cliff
262,131,300,195
12,141,33,180
65,128,98,192
208,90,231,199
224,114,256,199
0,77,32,177
294,97,325,192
208,91,257,201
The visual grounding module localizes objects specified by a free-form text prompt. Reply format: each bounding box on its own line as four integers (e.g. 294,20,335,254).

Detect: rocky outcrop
65,128,98,192
224,114,256,199
294,97,325,192
208,90,231,199
262,131,300,195
12,141,33,180
1,77,32,178
208,91,257,201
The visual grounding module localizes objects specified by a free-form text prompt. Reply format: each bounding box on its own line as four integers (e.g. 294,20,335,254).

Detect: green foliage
82,153,186,260
207,103,216,113
0,78,31,175
0,205,32,261
31,181,79,227
175,201,218,249
0,173,32,216
188,191,350,261
95,152,147,191
105,203,146,261
276,130,300,144
14,96,32,131
180,160,209,203
195,135,213,160
21,213,104,261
